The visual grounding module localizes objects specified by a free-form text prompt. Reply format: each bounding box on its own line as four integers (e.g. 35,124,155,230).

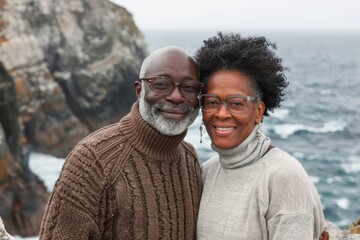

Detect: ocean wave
336,198,350,210
341,163,360,174
271,120,347,139
29,152,65,191
309,175,320,184
269,109,290,120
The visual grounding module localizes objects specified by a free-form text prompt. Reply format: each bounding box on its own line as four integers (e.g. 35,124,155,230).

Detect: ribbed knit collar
119,102,187,160
211,124,271,169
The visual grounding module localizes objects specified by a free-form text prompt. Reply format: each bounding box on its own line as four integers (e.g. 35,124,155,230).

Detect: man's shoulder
68,122,128,165
80,122,124,149
181,140,198,159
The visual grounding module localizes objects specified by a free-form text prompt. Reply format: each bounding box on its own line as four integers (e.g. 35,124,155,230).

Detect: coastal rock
0,0,147,236
324,219,360,240
0,217,14,240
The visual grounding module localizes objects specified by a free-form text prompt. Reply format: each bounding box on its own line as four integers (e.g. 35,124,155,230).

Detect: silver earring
199,122,204,143
256,123,262,142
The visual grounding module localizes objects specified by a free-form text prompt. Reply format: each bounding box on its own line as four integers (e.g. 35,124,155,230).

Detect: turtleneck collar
119,101,187,160
211,124,271,169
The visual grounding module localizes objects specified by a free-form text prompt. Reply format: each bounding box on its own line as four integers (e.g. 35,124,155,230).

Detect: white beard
138,90,199,136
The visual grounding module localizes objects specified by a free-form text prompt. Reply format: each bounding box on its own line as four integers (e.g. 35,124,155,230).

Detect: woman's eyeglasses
199,94,256,114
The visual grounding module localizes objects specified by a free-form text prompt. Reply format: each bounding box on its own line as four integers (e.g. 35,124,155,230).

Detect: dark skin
320,230,329,240
134,46,199,120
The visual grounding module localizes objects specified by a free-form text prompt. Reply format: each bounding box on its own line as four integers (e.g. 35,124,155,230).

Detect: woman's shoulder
264,147,301,166
262,147,308,176
201,155,219,173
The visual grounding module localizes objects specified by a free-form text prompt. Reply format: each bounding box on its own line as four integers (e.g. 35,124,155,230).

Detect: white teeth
216,127,233,131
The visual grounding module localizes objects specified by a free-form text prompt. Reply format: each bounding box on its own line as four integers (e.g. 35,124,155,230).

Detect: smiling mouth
213,126,237,134
216,127,234,131
160,109,188,119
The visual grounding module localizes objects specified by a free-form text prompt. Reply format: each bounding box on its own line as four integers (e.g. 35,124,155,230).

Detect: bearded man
40,46,203,240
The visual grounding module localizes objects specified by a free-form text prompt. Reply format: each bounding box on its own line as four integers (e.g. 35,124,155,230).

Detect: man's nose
165,85,185,103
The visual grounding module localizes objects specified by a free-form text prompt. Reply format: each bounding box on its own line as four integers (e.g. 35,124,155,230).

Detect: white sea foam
14,236,37,240
309,175,320,184
341,162,360,174
319,89,334,95
292,151,305,159
29,152,64,192
269,108,289,120
336,198,350,209
273,120,346,139
326,176,343,184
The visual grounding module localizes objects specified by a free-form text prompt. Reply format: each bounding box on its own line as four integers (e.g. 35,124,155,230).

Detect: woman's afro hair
194,32,289,117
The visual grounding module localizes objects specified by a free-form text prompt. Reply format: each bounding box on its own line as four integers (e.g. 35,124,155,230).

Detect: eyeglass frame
139,75,204,100
198,93,257,114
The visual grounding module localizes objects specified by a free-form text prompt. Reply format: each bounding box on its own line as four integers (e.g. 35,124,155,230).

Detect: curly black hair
194,32,288,117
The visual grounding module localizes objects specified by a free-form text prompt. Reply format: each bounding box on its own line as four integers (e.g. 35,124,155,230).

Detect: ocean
23,30,360,239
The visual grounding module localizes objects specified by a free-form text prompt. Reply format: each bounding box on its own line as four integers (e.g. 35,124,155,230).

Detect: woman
195,32,325,239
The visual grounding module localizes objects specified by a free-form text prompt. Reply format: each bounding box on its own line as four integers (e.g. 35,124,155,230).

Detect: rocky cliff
0,0,147,236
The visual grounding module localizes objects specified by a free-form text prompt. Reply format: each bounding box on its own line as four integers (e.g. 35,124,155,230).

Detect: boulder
0,0,147,236
0,217,14,240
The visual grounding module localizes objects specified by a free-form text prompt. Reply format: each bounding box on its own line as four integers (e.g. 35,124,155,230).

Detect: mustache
155,102,195,112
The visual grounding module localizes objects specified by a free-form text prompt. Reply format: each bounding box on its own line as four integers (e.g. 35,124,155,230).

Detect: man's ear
134,81,142,99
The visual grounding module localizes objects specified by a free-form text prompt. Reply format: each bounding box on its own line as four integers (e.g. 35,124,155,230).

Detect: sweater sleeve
261,153,324,240
39,143,105,240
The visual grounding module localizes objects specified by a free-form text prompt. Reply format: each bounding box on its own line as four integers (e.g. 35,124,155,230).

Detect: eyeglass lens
149,77,202,99
200,95,250,114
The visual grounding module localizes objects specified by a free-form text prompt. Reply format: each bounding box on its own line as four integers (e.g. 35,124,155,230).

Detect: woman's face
202,69,265,149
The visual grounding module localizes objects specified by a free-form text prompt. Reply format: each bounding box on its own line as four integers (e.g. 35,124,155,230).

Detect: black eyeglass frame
139,76,204,100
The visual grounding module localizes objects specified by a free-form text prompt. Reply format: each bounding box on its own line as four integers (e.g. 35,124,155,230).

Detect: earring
256,123,262,142
199,121,204,143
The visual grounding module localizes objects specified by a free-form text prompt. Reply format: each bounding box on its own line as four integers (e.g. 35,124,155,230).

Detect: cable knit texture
197,126,325,240
39,102,202,240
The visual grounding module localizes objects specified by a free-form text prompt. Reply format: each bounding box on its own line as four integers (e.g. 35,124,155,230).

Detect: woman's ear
255,101,265,123
134,81,142,99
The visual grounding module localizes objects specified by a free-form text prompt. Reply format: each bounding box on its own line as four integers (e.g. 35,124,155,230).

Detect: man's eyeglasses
199,94,256,114
139,76,204,100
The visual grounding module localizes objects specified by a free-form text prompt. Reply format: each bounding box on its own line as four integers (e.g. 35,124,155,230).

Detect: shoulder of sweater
79,122,122,147
201,155,219,173
260,147,310,180
263,147,303,168
181,140,198,159
66,121,127,170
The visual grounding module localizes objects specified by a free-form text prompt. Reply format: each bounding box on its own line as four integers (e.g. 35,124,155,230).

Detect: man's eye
181,84,198,93
153,81,171,89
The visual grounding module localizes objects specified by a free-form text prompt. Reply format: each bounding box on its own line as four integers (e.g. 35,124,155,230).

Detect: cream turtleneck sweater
197,126,324,240
40,102,202,240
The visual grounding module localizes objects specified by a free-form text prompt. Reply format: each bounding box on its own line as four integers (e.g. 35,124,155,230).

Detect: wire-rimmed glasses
199,93,256,114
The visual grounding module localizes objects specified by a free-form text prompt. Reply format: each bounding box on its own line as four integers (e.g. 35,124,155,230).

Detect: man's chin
153,115,187,136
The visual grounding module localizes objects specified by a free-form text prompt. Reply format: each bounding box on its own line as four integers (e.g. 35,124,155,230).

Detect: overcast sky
111,0,360,32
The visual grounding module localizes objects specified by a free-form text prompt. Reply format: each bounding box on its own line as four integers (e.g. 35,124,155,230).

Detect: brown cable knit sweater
39,102,202,240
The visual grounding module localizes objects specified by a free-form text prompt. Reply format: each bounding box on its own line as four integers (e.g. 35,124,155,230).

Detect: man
39,46,203,239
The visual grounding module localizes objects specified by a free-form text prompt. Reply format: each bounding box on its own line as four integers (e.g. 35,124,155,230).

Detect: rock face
0,217,14,240
0,0,147,236
324,220,360,240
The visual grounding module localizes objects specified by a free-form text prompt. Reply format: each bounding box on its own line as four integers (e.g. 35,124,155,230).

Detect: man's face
136,49,200,136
